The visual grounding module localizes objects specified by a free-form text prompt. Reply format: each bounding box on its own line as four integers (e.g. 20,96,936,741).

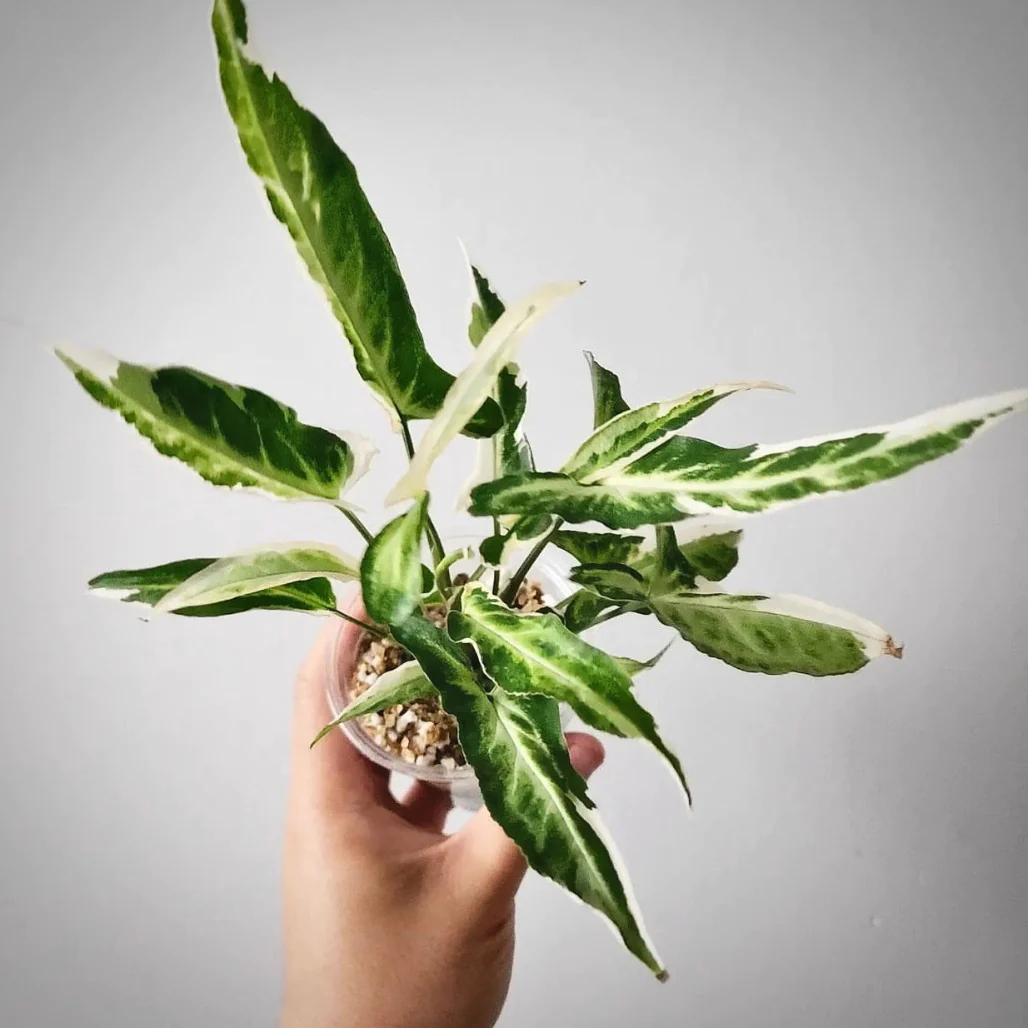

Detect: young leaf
153,543,359,614
551,530,645,566
89,559,337,617
387,281,582,504
460,260,547,533
212,0,499,437
494,369,531,478
471,389,1028,528
563,381,789,481
448,586,690,801
390,614,666,979
557,589,621,633
360,496,428,624
647,591,901,676
467,263,507,348
312,661,437,746
57,349,374,502
585,351,629,429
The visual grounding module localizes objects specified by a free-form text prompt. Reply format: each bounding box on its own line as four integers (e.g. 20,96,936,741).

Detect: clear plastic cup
324,551,574,812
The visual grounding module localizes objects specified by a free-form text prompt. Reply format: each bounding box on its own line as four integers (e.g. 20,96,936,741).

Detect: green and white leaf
311,661,437,747
390,614,666,979
152,543,358,614
212,0,499,437
388,280,582,504
89,558,337,617
472,390,1028,528
563,380,789,482
551,530,645,566
360,496,428,625
585,351,629,429
448,586,690,801
57,348,374,502
557,589,621,633
569,563,651,604
647,590,902,676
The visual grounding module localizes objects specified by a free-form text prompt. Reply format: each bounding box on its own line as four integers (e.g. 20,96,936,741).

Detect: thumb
456,733,606,906
289,614,393,820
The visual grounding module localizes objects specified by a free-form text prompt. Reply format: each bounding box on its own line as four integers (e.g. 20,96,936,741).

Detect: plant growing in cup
56,0,1028,980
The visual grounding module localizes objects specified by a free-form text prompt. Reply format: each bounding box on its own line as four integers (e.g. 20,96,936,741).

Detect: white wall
1,0,1026,1024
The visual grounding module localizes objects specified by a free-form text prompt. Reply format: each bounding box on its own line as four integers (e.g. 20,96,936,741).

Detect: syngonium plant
55,0,1027,980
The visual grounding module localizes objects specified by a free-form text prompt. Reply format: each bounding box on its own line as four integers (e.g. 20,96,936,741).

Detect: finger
398,780,454,834
456,732,606,904
289,615,393,819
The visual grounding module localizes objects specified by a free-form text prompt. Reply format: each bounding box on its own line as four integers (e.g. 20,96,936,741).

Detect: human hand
280,620,606,1028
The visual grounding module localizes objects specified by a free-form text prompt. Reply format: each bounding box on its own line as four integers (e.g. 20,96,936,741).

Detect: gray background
1,0,1026,1024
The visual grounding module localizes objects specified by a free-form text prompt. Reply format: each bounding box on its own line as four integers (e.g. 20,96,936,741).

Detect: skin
281,620,605,1028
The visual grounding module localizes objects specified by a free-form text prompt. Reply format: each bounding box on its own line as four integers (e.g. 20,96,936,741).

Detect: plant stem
399,415,417,461
491,517,501,594
330,609,388,637
425,518,447,572
501,518,563,606
336,505,374,544
398,414,450,589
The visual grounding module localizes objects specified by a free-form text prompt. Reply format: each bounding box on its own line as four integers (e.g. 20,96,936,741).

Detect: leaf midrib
491,702,620,912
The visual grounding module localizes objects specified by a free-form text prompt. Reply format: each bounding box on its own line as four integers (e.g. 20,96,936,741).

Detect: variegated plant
56,0,1028,981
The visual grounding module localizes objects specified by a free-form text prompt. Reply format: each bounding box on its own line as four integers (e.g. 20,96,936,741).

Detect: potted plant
56,0,1027,981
